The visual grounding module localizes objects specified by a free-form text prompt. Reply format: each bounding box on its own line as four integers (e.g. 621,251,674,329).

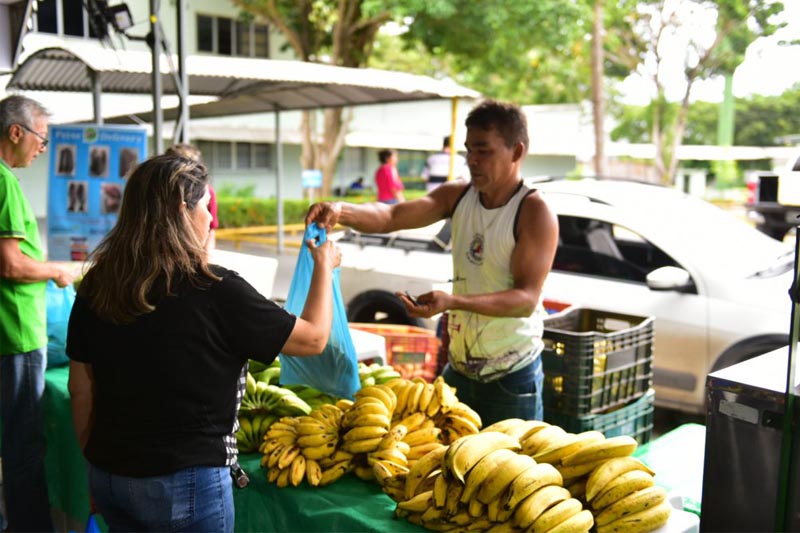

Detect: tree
231,0,403,195
401,1,586,104
623,0,785,184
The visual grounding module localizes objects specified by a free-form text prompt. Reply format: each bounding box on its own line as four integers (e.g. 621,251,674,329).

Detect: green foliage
400,0,588,103
613,85,800,148
216,183,257,198
216,197,312,228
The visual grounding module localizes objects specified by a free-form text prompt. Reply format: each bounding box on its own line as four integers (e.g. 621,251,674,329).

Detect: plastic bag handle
304,224,327,246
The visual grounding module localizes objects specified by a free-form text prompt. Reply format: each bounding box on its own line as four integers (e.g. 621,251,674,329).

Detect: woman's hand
308,239,341,271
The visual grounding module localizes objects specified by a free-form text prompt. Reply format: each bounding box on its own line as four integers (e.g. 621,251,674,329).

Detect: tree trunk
591,0,606,177
320,108,350,196
652,95,667,184
666,81,695,184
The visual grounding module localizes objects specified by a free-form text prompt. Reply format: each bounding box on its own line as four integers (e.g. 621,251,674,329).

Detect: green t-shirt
0,160,46,355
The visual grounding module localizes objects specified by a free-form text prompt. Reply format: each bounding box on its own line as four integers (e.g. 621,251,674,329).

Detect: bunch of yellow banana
442,431,521,483
584,456,669,533
367,424,411,491
483,418,551,443
260,417,306,488
294,408,341,462
517,493,594,533
314,449,355,487
553,435,640,482
340,385,395,455
399,413,445,465
435,401,483,444
385,375,460,421
394,430,595,532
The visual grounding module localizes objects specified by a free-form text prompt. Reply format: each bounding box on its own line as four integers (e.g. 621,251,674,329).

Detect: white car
335,178,794,414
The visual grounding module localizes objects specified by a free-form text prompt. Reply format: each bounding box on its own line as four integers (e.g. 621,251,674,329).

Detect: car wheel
347,290,424,327
710,334,790,373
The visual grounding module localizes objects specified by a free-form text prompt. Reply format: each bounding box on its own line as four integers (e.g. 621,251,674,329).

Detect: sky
619,1,800,105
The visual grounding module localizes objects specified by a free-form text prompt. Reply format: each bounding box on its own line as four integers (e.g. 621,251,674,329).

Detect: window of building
193,141,272,170
236,142,251,169
196,14,269,58
197,15,214,53
34,0,92,37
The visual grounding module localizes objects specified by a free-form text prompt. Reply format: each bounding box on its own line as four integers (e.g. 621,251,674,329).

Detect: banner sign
47,124,148,261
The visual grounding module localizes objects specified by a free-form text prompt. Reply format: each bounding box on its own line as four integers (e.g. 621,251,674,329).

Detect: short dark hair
378,149,395,164
442,136,451,149
465,100,529,152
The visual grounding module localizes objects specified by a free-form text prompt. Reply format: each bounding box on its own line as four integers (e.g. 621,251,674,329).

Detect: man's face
464,126,519,190
14,115,48,168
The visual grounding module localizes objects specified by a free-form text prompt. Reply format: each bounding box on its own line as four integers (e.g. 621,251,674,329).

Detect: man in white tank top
305,100,559,424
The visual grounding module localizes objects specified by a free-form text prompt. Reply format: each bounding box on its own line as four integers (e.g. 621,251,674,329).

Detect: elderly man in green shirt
0,95,74,532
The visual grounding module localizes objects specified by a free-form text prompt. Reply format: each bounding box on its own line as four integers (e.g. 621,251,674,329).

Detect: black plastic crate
541,307,654,416
545,388,655,444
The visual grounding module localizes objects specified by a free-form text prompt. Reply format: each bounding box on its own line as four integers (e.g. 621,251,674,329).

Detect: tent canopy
7,41,480,120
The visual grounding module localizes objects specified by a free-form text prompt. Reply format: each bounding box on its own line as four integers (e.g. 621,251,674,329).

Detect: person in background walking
0,94,75,532
422,135,468,192
374,149,405,204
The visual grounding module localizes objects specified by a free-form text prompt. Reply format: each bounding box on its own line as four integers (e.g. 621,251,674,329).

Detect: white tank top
447,182,546,381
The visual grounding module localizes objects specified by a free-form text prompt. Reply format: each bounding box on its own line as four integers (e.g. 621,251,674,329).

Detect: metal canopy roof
7,42,480,118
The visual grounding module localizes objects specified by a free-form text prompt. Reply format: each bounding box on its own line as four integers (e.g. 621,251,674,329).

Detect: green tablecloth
43,367,423,532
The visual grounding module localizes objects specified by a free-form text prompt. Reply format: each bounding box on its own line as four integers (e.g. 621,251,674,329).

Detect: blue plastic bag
279,225,361,399
46,279,76,368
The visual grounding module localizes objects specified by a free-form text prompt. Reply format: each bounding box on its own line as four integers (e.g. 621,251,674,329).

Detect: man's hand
52,268,74,288
396,290,451,319
305,202,342,232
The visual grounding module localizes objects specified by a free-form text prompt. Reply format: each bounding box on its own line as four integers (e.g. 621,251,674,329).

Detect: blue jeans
0,347,53,532
88,463,234,532
442,355,544,426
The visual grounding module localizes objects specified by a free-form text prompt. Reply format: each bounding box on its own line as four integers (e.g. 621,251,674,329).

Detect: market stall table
44,366,700,533
42,366,420,532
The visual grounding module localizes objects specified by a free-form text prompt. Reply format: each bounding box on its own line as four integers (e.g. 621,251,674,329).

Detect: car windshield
629,191,792,276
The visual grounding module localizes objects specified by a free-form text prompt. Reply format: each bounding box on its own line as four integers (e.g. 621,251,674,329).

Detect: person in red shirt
374,149,404,204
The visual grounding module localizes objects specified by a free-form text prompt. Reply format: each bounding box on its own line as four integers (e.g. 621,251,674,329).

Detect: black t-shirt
66,265,296,477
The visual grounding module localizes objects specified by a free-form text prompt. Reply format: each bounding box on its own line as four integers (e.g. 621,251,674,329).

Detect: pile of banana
585,457,669,533
388,418,669,533
358,361,402,387
260,403,354,488
256,376,482,492
394,425,592,532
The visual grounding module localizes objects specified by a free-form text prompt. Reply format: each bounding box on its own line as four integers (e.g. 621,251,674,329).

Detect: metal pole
176,0,189,143
776,228,800,530
150,0,162,154
276,110,284,253
89,67,102,124
448,97,458,180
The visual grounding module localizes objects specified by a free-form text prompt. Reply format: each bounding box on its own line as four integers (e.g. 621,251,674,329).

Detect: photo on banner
47,124,148,261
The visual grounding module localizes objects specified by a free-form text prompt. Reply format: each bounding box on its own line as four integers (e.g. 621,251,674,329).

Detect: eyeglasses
17,124,49,148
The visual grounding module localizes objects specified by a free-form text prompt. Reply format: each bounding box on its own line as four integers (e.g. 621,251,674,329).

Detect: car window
553,215,683,283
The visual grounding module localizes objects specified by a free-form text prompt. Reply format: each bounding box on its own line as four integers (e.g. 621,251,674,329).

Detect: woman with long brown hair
66,153,341,532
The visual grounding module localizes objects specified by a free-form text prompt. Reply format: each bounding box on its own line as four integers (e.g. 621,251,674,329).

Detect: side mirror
646,266,694,292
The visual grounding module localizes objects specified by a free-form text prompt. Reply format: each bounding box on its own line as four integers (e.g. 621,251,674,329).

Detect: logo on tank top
468,233,484,265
